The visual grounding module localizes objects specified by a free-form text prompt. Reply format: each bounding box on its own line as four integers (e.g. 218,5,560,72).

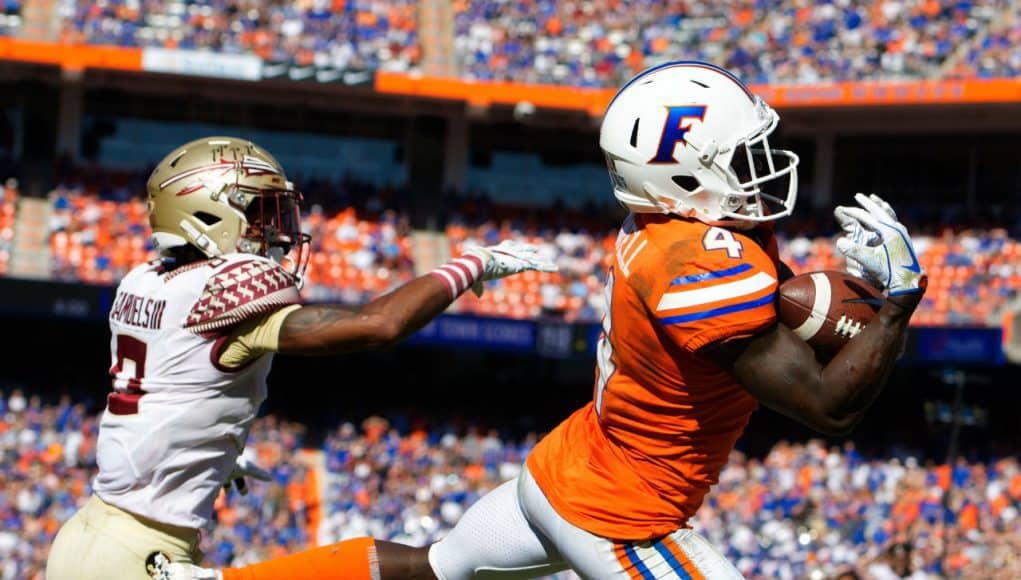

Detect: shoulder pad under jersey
183,256,301,336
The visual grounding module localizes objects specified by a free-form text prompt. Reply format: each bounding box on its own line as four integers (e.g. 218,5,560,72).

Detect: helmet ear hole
194,211,222,226
629,118,640,148
671,175,700,193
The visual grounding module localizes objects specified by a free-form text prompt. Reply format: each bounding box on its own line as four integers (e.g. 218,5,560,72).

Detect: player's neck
161,246,208,272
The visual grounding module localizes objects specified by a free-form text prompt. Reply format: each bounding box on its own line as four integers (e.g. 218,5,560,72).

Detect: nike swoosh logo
881,221,922,273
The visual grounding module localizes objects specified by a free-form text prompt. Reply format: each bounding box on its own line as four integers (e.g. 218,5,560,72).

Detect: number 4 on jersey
703,226,743,259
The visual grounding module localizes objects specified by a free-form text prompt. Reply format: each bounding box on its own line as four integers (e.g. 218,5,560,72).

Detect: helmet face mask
237,185,311,282
715,106,799,222
600,61,799,226
147,136,310,281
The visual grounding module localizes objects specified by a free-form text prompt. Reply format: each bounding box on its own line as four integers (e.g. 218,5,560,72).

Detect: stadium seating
302,206,417,304
4,391,1020,579
48,186,151,285
43,185,417,300
0,178,16,276
0,0,19,37
780,230,1021,327
0,390,315,579
61,0,419,72
2,184,1010,326
446,217,612,321
204,416,316,568
953,3,1021,79
15,0,1009,87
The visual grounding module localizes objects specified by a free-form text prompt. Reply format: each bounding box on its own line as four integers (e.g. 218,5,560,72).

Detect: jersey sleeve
184,257,302,337
638,231,779,353
216,304,302,369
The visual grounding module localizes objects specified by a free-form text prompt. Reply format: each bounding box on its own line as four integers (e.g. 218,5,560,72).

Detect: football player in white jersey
45,136,555,580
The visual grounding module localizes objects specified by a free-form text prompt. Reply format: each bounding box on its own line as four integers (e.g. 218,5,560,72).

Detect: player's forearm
278,275,453,355
816,292,922,427
359,274,456,343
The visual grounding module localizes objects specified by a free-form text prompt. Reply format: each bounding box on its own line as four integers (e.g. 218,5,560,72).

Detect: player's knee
425,539,467,580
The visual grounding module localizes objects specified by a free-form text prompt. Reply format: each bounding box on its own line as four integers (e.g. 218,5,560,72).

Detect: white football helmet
601,61,799,225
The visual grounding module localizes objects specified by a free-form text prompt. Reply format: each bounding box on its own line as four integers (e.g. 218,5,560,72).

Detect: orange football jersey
527,213,780,540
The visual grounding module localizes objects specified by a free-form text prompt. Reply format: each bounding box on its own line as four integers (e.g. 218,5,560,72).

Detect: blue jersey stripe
669,263,752,287
658,292,775,325
623,544,657,580
654,540,693,580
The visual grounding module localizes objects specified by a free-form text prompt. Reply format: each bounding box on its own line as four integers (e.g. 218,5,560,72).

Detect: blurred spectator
5,391,1021,579
0,178,16,276
45,0,1021,87
453,0,1002,87
0,169,1011,326
950,3,1021,79
0,0,21,37
63,0,419,73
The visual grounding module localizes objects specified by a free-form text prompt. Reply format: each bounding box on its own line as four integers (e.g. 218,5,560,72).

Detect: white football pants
428,466,744,579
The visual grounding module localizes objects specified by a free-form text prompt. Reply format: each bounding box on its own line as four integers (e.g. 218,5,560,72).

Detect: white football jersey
94,253,300,529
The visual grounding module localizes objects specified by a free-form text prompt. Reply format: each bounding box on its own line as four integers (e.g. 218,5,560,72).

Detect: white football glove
462,239,558,297
835,193,888,288
150,562,222,580
834,193,927,296
223,454,271,496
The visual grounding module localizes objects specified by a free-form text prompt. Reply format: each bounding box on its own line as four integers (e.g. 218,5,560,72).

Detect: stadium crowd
952,2,1021,79
1,0,1016,86
452,0,1009,86
2,390,1021,579
0,178,15,277
0,176,1006,327
60,0,420,73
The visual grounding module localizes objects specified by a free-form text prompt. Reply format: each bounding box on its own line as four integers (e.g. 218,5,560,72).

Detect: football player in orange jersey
164,62,927,580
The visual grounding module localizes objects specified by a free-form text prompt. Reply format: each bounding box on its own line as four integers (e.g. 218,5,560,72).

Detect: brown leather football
778,270,885,355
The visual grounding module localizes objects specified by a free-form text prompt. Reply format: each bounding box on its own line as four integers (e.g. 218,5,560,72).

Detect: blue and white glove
463,240,558,297
834,193,927,296
223,454,271,496
835,193,886,288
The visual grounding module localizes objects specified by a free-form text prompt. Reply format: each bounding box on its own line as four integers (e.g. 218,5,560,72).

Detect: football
778,271,885,355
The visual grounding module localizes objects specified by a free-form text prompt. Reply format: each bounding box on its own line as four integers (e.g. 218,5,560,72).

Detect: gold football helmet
146,136,310,278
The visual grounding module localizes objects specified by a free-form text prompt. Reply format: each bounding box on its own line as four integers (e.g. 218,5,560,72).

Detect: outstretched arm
277,274,452,355
277,240,555,355
706,194,927,435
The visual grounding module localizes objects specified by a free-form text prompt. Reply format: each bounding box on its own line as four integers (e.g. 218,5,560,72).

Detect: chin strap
179,220,222,256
